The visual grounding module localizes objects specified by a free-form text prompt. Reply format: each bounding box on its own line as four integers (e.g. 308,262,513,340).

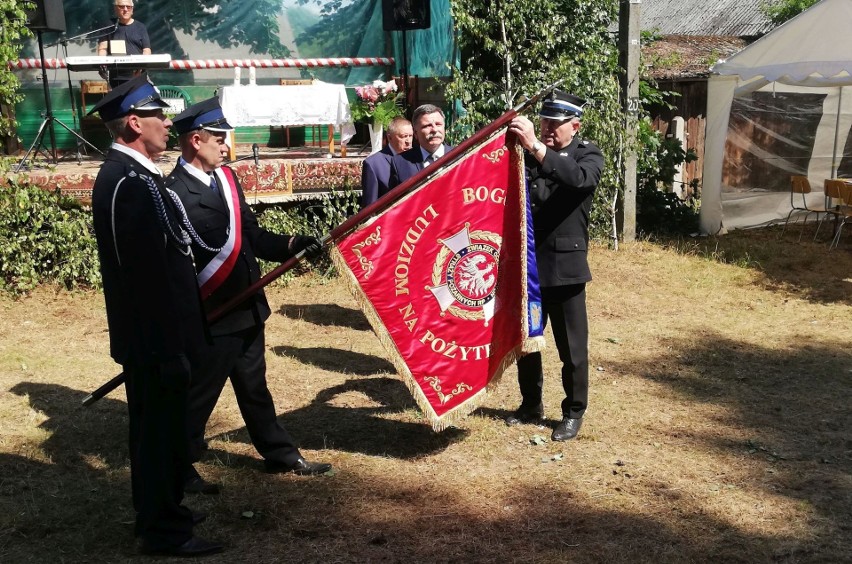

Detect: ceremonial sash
197,166,242,299
332,128,544,430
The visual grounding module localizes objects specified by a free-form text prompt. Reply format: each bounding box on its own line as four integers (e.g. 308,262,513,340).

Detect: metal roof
639,0,774,37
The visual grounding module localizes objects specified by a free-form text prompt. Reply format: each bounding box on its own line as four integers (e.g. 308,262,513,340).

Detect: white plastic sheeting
700,0,852,233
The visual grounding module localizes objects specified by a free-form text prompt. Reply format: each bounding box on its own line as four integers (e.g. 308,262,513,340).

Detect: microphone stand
14,30,101,172
33,24,117,166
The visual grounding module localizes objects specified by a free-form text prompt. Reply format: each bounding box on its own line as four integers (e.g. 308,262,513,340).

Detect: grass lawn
1,228,850,562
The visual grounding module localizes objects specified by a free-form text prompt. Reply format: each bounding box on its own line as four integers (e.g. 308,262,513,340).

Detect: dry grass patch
1,229,850,563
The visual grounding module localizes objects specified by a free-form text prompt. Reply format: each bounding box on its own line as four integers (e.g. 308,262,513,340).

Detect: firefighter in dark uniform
89,75,223,557
506,89,604,441
165,98,331,494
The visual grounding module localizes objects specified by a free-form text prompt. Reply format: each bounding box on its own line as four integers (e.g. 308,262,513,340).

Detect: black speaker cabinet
26,0,67,33
382,0,431,31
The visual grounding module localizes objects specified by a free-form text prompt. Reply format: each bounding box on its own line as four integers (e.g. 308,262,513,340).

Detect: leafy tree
761,0,819,25
634,31,700,237
294,0,378,83
448,0,623,242
0,0,31,146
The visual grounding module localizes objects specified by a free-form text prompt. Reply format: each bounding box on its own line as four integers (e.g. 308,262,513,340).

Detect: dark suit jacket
360,145,394,208
527,137,604,288
166,164,296,336
387,144,454,189
92,149,205,365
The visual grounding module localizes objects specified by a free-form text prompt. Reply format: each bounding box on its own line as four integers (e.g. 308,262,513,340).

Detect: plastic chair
157,85,192,116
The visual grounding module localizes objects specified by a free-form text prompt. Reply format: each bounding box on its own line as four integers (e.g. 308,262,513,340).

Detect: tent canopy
700,0,852,233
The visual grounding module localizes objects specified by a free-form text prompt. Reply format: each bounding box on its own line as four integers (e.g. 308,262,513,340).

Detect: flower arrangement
351,79,403,128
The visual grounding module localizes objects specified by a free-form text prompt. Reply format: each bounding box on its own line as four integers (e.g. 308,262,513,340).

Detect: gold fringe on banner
329,130,545,432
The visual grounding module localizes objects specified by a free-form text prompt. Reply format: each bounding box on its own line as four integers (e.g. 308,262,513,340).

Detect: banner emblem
429,225,500,325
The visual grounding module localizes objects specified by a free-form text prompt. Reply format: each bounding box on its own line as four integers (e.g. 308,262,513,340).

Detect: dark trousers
124,362,193,548
516,283,589,418
186,325,302,466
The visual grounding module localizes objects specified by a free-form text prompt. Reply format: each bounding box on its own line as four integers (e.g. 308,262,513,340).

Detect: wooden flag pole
82,81,561,407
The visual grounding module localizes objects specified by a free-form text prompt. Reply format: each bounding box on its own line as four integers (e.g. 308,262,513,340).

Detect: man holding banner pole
505,90,604,441
82,82,564,433
166,98,331,493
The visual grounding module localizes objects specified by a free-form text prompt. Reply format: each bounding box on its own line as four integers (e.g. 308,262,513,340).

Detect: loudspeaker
382,0,431,31
26,0,66,33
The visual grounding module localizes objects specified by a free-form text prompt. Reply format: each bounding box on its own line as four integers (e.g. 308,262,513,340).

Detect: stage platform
11,144,367,206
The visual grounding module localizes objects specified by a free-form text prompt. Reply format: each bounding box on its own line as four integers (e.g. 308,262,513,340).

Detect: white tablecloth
218,81,355,145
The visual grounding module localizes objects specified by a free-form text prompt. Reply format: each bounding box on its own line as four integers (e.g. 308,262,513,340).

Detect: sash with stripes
197,166,242,299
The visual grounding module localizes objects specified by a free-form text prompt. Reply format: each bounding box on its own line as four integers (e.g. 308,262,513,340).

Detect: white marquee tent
700,0,852,234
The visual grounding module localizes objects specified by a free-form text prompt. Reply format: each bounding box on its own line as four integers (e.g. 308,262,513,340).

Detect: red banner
332,129,543,430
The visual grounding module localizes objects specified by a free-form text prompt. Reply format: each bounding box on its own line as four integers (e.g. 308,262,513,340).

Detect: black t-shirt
104,19,151,82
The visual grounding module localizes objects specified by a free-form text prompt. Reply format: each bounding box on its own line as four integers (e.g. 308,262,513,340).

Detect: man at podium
96,0,151,87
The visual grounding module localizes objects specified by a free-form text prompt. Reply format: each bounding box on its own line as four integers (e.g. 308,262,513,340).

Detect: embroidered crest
428,224,501,326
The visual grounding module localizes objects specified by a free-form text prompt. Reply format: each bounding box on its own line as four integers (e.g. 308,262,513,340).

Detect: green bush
252,183,361,282
0,171,360,294
636,118,700,236
0,176,101,294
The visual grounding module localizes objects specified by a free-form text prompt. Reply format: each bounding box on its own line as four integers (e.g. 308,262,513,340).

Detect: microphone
252,143,259,168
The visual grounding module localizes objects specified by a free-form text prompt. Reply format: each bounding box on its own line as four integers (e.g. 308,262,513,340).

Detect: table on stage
218,81,356,156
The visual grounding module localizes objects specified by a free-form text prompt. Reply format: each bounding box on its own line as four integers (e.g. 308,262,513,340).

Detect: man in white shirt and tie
388,104,453,188
360,116,413,207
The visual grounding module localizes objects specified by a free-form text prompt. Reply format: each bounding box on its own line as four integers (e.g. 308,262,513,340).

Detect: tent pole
831,86,843,179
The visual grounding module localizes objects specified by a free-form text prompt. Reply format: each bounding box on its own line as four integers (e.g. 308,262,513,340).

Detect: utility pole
618,0,641,242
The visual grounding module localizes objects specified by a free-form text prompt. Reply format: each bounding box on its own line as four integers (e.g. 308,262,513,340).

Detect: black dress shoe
265,457,332,476
184,475,220,495
552,417,582,441
192,511,207,525
505,403,544,426
139,536,224,557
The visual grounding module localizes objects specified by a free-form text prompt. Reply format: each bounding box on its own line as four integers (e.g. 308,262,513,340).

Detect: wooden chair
80,80,109,113
782,175,828,241
815,179,848,241
829,182,852,250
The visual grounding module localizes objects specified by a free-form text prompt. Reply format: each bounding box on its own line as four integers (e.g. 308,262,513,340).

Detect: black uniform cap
171,97,234,135
540,89,586,121
88,74,170,121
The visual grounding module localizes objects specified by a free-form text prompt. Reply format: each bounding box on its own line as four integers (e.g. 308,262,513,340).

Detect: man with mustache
505,89,604,442
388,104,453,188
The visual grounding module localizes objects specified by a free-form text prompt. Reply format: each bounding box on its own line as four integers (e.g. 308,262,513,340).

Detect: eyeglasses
115,4,133,9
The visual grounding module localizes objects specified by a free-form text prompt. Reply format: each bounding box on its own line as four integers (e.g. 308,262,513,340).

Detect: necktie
209,173,219,193
424,154,435,167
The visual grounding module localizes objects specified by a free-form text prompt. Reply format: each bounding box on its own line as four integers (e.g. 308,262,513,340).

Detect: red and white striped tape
10,57,395,70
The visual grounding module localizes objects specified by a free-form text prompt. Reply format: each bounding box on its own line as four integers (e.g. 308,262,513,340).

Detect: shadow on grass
277,303,371,331
3,383,137,562
207,376,467,460
2,378,847,562
606,331,852,552
652,228,852,305
271,345,396,376
9,382,128,468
